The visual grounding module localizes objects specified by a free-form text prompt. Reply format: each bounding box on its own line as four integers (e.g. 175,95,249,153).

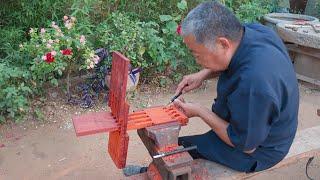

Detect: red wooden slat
107,52,130,169
72,112,118,136
108,103,129,168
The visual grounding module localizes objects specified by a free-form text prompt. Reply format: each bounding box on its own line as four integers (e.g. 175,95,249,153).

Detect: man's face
183,34,229,71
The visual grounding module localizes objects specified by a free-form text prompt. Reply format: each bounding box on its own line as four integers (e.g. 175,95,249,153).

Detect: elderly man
173,1,299,172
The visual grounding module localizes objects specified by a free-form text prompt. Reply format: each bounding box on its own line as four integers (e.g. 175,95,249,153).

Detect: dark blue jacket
213,24,299,171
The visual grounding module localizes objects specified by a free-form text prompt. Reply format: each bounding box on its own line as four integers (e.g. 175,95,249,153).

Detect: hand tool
153,145,197,159
167,91,183,105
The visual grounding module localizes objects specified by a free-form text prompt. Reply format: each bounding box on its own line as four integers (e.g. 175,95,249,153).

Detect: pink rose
65,22,73,29
80,35,86,44
51,51,57,56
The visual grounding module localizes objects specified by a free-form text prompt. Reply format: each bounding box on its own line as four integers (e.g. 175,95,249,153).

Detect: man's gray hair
182,1,242,48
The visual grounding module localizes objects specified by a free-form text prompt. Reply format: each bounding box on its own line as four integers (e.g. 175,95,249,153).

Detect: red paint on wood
72,112,117,136
107,52,130,169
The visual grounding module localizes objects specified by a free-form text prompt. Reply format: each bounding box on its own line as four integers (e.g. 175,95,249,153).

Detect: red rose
61,49,72,55
176,24,182,35
45,52,55,63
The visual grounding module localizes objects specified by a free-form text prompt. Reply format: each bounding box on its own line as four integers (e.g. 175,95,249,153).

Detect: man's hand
173,98,203,118
174,98,236,149
175,72,205,95
175,69,219,95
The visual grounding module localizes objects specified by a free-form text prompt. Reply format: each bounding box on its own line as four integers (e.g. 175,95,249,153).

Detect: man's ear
216,37,231,50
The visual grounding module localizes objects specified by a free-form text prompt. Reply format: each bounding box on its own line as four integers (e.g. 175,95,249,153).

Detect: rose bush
20,16,98,92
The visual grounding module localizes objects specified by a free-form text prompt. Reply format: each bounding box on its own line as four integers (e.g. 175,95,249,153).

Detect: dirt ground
0,79,319,180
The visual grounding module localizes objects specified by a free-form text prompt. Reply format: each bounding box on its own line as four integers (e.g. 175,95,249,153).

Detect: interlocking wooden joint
72,51,188,169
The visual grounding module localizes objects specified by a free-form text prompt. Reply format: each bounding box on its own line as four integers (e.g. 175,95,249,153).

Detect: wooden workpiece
72,51,188,169
73,106,188,136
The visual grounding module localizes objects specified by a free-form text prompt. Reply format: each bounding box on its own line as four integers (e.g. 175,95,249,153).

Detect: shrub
97,12,154,68
219,0,273,23
0,62,32,122
0,27,26,59
158,0,198,73
19,16,97,92
97,0,197,76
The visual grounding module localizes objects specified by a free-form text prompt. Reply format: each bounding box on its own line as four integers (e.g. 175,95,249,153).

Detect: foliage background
0,0,282,122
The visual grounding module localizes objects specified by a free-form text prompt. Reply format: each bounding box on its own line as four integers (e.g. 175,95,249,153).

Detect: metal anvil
137,122,193,180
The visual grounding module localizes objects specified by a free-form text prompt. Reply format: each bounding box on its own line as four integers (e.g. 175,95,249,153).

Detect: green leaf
166,21,178,33
138,47,146,56
21,86,32,93
50,78,58,86
173,15,182,21
9,111,15,118
177,0,187,11
159,15,173,22
58,69,63,76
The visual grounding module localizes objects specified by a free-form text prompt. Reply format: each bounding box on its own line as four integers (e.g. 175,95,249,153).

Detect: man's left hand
173,98,203,118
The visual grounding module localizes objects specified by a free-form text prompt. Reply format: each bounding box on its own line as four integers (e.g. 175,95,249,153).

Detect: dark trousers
178,130,258,172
